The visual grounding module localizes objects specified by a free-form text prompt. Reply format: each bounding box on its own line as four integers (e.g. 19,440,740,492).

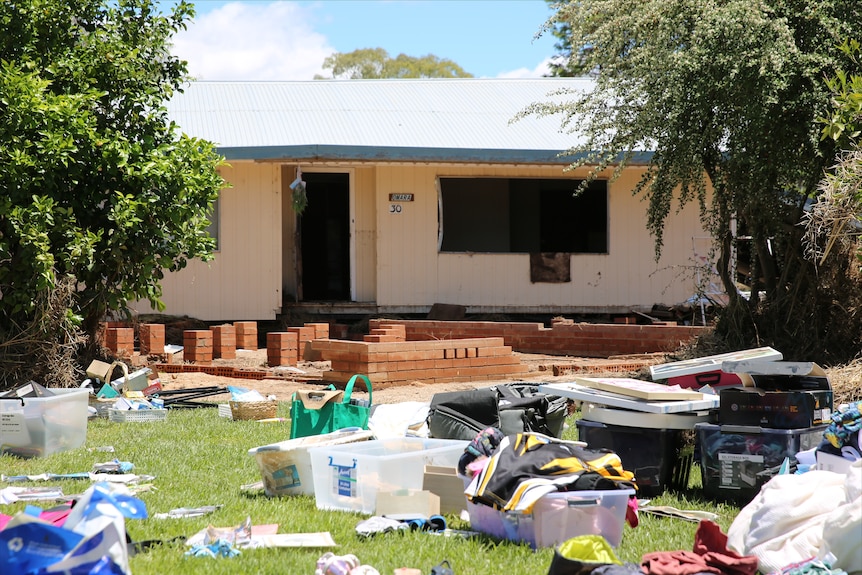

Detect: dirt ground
153,348,661,405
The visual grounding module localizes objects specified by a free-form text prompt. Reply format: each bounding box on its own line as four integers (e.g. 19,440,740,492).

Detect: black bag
493,382,568,438
428,383,568,440
428,388,500,441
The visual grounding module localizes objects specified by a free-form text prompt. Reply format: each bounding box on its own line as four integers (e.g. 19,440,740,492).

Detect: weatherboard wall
372,163,707,314
135,160,709,321
133,162,282,321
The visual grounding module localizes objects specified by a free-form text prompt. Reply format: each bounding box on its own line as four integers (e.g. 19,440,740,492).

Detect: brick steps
310,336,528,389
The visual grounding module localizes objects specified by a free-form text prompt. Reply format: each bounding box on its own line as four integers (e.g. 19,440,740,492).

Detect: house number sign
388,193,413,214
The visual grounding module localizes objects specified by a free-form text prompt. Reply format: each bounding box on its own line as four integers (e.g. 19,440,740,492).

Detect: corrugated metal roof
166,78,606,164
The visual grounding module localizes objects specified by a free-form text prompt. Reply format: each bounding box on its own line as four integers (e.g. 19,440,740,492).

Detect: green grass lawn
0,406,741,575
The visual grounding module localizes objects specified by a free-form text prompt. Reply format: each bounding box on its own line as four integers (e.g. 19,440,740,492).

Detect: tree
316,48,473,79
804,38,862,279
542,0,590,77
525,0,862,362
0,0,225,386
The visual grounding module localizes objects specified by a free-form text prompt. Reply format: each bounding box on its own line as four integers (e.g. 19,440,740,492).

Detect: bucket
248,428,374,496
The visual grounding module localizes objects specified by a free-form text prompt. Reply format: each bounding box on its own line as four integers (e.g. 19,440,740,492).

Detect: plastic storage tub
0,389,89,458
249,428,374,497
309,437,468,513
695,422,827,503
466,486,634,548
576,418,694,496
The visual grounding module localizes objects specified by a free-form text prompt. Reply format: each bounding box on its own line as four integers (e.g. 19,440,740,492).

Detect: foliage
542,0,593,77
0,0,225,384
806,39,862,272
527,0,862,362
0,407,741,572
316,47,473,79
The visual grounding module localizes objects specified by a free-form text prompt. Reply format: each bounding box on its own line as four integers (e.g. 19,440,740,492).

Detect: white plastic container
309,437,468,513
249,428,374,497
0,389,89,458
466,486,634,548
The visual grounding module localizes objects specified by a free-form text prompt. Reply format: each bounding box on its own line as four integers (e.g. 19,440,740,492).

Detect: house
136,78,710,322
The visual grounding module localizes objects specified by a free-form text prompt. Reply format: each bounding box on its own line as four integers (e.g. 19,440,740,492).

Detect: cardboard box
423,465,468,514
376,489,440,518
719,388,833,428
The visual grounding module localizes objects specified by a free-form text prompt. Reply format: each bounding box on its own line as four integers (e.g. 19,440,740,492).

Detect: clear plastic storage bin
0,389,89,457
309,437,468,513
466,485,634,548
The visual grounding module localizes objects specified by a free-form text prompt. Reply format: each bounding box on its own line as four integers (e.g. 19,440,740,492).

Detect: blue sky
166,1,560,81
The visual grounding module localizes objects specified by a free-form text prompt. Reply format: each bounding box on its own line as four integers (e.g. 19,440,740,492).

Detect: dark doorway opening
298,172,350,301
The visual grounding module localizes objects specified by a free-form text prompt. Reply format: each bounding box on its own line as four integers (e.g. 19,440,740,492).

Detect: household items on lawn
697,358,841,504
228,385,278,421
426,382,568,441
308,437,467,514
727,459,861,574
0,384,89,458
184,516,338,550
0,482,147,575
461,431,636,548
540,377,718,496
248,428,375,497
290,374,372,438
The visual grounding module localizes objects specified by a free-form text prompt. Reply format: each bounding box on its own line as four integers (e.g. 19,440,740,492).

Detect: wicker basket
108,408,168,423
230,400,279,421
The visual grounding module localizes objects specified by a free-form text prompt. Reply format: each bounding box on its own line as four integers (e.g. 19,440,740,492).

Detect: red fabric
640,521,758,575
641,550,721,575
693,520,758,575
626,495,639,528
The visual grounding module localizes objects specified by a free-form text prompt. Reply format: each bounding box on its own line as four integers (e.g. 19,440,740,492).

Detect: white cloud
171,2,333,81
495,58,553,79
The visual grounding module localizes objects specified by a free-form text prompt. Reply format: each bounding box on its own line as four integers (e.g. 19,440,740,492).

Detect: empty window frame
438,177,608,253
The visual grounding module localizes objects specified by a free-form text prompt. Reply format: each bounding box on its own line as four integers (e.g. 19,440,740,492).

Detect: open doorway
297,172,351,301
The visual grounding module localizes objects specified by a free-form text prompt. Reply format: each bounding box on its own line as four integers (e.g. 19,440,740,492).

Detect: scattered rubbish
637,503,719,523
3,472,89,483
0,486,66,505
153,505,223,519
0,482,148,575
92,460,134,474
315,552,379,575
185,539,240,559
87,446,116,453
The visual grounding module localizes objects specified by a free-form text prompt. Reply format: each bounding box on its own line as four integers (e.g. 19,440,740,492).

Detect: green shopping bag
289,374,373,439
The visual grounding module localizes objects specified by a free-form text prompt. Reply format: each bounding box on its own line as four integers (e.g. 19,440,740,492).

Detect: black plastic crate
575,418,694,497
695,422,827,504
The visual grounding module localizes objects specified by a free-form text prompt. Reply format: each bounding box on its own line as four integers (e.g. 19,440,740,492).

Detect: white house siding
139,161,283,321
372,163,708,314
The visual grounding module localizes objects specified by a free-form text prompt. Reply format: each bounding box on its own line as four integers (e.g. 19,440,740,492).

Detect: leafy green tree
525,0,862,362
0,0,225,385
316,47,473,79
